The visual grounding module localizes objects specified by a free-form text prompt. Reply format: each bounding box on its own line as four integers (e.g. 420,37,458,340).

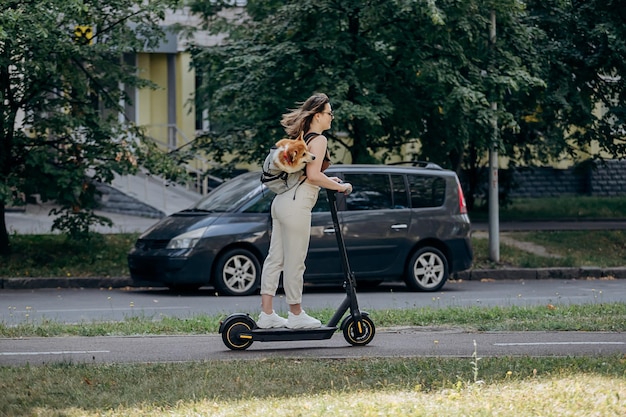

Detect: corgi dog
271,132,316,173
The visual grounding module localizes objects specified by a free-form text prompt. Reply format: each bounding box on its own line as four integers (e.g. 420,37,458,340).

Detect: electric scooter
219,188,376,350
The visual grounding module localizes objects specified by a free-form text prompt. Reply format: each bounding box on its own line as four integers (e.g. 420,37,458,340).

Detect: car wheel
213,248,261,296
405,247,448,292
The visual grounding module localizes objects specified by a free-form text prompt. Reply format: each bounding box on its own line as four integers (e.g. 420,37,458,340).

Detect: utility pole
488,10,500,261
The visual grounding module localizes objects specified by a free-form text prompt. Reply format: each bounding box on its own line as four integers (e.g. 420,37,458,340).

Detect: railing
145,124,223,195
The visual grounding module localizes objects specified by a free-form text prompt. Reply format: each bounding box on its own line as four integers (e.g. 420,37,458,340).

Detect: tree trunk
0,202,10,255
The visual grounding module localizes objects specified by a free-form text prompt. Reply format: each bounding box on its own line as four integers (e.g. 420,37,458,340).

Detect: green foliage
186,0,624,210
520,0,626,162
0,0,182,252
186,1,543,173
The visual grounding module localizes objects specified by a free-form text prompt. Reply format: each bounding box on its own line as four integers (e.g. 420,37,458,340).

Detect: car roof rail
389,161,443,170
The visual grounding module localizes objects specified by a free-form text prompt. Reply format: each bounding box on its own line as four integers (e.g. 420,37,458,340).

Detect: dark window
391,174,409,208
408,174,446,208
343,173,393,211
195,73,205,131
312,191,330,212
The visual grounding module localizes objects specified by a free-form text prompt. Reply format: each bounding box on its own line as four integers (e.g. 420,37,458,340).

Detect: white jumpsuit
260,181,320,305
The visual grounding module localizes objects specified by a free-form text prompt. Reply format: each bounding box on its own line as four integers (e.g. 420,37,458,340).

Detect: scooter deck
247,326,337,342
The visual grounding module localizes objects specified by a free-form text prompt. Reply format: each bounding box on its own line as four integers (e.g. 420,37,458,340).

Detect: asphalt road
1,279,624,366
1,329,624,366
2,279,625,324
3,208,624,366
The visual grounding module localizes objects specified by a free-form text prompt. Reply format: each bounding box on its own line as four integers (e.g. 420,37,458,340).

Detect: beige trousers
260,181,320,305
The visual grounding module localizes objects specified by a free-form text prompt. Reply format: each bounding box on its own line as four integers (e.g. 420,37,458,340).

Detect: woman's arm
305,135,352,193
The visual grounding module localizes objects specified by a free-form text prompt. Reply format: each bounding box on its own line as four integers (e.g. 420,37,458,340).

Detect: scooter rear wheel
221,316,255,350
343,315,375,346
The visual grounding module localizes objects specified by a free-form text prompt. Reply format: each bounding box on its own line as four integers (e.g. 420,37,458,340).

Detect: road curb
2,267,625,290
0,277,134,290
455,267,626,281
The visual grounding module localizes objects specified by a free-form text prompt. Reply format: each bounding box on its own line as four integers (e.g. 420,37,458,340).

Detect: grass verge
471,230,626,268
470,195,626,221
1,304,625,416
2,303,625,337
1,356,625,417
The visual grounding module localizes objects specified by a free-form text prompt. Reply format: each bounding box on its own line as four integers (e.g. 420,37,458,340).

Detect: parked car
128,164,473,295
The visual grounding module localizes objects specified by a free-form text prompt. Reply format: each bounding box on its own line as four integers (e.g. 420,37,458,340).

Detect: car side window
391,174,409,209
342,173,393,211
312,191,330,212
408,174,446,208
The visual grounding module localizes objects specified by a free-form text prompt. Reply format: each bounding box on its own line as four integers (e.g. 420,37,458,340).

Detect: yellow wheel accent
343,315,375,346
222,319,254,350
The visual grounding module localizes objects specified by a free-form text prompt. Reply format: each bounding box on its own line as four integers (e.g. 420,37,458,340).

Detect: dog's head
275,134,316,170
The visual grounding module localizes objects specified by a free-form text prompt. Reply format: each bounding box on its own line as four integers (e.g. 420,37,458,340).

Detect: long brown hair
281,93,329,138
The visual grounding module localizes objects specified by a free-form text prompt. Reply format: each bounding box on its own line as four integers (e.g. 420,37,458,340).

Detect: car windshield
192,172,264,212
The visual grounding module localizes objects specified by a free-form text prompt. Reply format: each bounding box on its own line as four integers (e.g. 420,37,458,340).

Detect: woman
258,93,353,329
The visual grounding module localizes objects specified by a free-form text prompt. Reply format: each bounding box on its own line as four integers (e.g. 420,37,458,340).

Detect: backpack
260,132,320,195
260,156,306,194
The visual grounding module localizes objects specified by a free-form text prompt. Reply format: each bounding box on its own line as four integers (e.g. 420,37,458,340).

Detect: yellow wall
136,52,196,151
176,53,196,145
136,53,152,127
150,54,169,145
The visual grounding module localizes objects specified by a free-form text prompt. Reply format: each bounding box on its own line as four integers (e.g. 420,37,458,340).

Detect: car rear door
306,190,343,279
306,172,411,280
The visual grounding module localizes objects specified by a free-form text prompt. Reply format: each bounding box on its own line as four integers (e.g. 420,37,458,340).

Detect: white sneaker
257,311,288,329
286,310,322,329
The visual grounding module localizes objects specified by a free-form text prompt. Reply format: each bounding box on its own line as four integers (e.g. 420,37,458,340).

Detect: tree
0,0,182,254
186,0,544,203
518,0,626,164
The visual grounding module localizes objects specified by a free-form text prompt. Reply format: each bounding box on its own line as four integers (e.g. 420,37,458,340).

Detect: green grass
469,195,626,221
471,230,626,268
0,233,137,278
1,356,624,417
3,304,623,416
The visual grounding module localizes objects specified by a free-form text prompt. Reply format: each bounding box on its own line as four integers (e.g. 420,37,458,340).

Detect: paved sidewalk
5,203,160,235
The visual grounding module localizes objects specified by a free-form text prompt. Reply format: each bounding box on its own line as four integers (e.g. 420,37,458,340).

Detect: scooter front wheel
343,315,375,346
221,316,255,350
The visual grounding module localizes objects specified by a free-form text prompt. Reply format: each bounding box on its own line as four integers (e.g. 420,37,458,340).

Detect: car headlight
166,227,208,249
